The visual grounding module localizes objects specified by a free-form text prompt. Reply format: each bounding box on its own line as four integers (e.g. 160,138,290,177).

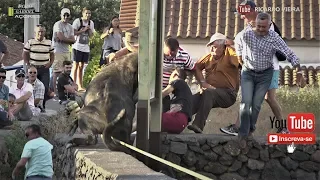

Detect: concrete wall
178,38,320,64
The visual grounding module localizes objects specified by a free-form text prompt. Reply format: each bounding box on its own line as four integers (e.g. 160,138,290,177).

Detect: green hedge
83,32,103,88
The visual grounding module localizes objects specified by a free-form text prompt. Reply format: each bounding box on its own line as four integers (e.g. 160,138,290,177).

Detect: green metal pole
149,0,165,171
136,0,151,164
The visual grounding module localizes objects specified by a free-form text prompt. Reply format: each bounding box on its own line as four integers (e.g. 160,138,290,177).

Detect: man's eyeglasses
63,13,70,18
17,75,25,78
0,76,6,79
29,71,37,74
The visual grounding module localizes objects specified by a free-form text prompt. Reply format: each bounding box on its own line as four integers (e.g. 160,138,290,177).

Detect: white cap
61,8,70,15
206,33,227,46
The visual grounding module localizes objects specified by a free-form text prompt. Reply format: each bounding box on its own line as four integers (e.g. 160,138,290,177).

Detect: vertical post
24,0,40,72
148,0,165,171
136,0,150,164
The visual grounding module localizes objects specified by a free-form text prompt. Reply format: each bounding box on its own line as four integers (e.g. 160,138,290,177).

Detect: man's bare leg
73,61,79,86
265,89,283,121
78,62,85,90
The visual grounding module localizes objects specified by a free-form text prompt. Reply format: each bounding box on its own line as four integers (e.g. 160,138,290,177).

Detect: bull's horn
107,109,126,128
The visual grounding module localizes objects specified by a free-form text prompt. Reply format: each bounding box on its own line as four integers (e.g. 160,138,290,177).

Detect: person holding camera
99,16,123,66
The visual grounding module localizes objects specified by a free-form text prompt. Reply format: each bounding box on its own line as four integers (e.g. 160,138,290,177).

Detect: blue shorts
269,70,280,90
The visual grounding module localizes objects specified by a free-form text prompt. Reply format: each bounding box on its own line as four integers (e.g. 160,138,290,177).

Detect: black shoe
220,124,239,136
187,124,203,133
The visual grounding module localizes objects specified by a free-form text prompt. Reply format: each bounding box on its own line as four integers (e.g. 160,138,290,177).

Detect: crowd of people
0,1,308,179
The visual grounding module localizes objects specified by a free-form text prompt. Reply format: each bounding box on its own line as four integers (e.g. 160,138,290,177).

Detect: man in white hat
51,8,75,94
187,33,241,133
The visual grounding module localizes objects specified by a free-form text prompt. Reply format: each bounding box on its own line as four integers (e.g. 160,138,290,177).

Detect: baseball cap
15,69,25,76
206,33,227,47
61,8,70,15
234,0,257,15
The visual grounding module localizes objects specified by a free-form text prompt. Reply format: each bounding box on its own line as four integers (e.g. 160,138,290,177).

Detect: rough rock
204,162,228,175
189,145,204,154
212,145,224,156
296,169,316,180
281,157,299,170
247,148,260,159
228,160,242,172
169,141,187,155
247,159,265,170
219,173,244,180
290,150,310,161
207,139,220,148
247,170,261,180
299,161,320,172
311,150,320,163
238,165,249,177
219,153,234,166
201,144,211,151
237,154,248,162
195,155,209,170
204,151,218,161
260,149,270,161
224,141,241,156
182,151,197,167
261,159,291,180
270,150,286,158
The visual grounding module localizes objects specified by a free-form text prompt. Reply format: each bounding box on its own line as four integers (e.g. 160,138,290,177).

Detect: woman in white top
100,16,123,66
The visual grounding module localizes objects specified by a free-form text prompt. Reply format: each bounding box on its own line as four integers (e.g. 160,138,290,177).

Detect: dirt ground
183,100,320,137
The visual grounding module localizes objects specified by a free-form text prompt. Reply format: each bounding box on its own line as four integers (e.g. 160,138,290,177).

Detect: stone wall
160,134,320,180
53,134,174,180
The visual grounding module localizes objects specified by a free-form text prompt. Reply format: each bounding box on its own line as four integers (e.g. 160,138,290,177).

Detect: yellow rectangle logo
8,7,14,16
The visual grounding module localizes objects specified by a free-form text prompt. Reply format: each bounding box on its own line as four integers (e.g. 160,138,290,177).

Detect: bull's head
77,105,106,135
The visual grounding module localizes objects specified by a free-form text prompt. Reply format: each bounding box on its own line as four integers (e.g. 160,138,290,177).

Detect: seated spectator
57,61,83,106
188,33,240,133
161,68,193,134
0,68,13,128
10,69,39,121
26,66,45,112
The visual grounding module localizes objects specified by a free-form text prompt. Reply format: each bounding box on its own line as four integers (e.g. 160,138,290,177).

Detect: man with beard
57,61,81,105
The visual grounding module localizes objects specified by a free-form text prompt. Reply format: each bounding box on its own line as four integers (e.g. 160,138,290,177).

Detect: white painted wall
179,38,320,64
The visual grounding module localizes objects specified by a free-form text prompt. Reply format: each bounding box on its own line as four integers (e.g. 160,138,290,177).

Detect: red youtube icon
287,113,315,133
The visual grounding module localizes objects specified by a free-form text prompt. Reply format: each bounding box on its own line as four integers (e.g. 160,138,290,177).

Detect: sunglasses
63,13,70,17
29,71,37,74
17,75,25,78
0,76,5,79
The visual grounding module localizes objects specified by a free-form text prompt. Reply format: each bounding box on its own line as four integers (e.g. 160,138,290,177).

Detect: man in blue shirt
12,124,53,180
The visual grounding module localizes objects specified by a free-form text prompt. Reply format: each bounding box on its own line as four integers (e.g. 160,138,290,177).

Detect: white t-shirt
72,18,95,53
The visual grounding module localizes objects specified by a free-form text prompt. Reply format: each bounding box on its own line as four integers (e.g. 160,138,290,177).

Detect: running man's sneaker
220,124,239,136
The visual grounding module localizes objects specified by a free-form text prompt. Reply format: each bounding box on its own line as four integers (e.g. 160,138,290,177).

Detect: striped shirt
163,47,195,88
24,38,54,66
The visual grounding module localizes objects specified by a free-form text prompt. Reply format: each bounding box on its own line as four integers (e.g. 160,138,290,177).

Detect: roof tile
119,0,320,40
0,34,24,66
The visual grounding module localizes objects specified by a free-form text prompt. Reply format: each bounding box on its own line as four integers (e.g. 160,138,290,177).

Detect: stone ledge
160,134,320,180
54,135,174,180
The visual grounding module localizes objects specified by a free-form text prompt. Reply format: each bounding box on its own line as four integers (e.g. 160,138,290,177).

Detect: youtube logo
269,135,278,143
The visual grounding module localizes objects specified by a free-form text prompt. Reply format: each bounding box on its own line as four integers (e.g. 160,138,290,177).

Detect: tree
0,0,120,41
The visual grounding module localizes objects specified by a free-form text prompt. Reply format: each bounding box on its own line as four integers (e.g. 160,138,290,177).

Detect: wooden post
136,0,151,164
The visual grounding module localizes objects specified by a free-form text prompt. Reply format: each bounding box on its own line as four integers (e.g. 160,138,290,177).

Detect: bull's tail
102,109,126,151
